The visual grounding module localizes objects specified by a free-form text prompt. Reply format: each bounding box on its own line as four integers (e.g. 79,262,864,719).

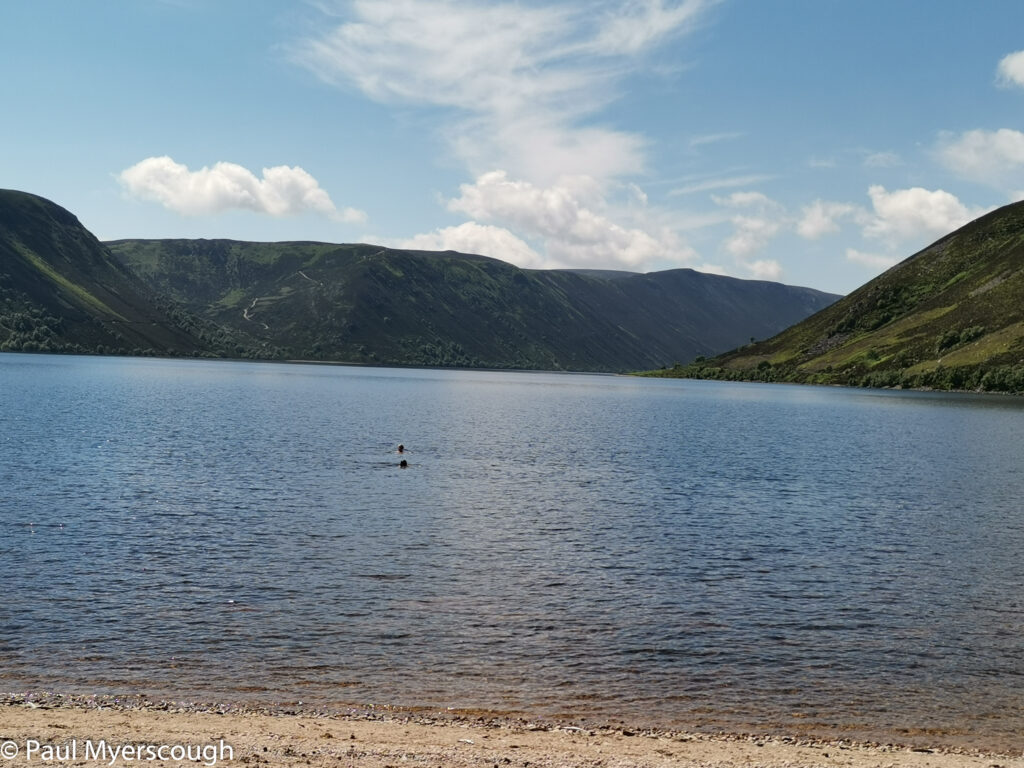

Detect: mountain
0,188,839,369
0,189,266,356
105,238,839,371
649,200,1024,392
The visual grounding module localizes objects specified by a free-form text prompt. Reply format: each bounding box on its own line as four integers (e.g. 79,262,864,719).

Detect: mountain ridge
0,188,840,370
105,236,839,371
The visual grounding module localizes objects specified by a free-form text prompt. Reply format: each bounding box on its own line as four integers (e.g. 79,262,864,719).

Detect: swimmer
399,459,408,468
397,444,405,453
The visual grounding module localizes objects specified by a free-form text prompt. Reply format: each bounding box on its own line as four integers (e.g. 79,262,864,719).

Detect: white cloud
586,0,711,55
712,191,784,259
846,248,899,271
445,170,688,270
997,50,1024,88
937,128,1024,190
292,0,716,183
287,1,723,275
797,200,858,239
118,156,365,222
744,259,781,281
723,217,781,258
862,185,984,242
398,221,548,269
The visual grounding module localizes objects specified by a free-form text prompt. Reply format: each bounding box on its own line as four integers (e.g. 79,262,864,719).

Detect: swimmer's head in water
397,444,405,453
399,459,408,468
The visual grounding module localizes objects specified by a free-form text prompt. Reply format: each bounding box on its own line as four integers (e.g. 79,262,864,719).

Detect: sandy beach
0,695,1020,768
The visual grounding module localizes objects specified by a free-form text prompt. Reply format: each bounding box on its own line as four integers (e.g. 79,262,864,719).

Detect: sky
1,1,1023,295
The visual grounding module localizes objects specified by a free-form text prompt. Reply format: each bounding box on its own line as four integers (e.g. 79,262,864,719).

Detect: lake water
1,354,1022,750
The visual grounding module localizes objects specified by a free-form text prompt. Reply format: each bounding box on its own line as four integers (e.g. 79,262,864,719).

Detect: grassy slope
0,189,262,357
645,200,1024,392
107,238,839,371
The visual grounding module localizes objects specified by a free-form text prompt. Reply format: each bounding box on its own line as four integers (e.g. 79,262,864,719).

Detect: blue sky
2,0,1023,294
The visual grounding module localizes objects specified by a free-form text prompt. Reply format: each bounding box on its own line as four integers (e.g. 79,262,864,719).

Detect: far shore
0,693,1020,768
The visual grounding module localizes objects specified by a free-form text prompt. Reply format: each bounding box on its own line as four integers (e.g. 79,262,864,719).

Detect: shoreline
1,692,1021,767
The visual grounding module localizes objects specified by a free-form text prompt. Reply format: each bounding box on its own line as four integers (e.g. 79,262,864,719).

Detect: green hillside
106,238,839,371
0,189,267,357
0,187,839,370
647,200,1024,392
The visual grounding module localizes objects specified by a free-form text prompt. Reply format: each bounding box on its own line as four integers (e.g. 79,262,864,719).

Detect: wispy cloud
586,0,712,56
862,150,901,168
807,156,837,169
687,131,743,149
291,0,717,183
712,191,785,279
291,0,717,273
118,156,366,222
669,173,773,196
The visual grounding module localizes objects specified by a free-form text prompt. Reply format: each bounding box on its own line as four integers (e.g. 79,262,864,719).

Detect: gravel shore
0,693,1021,768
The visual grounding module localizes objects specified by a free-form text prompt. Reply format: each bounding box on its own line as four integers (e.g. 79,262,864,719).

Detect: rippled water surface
1,354,1022,748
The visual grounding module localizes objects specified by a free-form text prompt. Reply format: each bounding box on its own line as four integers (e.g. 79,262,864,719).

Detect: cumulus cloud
444,170,686,269
862,185,985,242
398,221,548,269
797,200,858,239
119,156,366,222
291,0,715,182
997,50,1024,88
937,128,1024,191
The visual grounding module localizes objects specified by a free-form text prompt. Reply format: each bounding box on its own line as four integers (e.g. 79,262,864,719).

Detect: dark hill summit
0,189,253,356
106,237,839,371
653,200,1024,392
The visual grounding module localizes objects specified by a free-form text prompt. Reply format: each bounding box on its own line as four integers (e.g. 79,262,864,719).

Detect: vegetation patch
640,199,1024,394
14,241,125,320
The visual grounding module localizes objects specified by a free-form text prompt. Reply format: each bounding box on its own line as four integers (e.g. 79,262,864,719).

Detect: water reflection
0,355,1022,749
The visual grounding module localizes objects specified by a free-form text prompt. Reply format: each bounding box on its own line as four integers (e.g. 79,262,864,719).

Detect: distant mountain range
649,200,1024,393
105,237,839,371
0,188,839,371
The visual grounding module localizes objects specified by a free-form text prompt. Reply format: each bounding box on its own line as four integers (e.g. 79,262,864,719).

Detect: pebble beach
1,693,1021,768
